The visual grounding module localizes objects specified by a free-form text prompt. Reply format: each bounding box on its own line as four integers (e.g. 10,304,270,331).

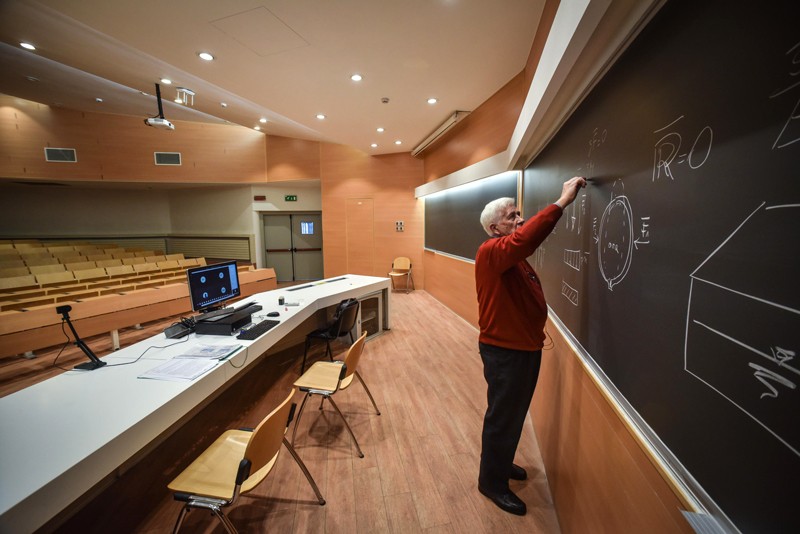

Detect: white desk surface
0,274,389,532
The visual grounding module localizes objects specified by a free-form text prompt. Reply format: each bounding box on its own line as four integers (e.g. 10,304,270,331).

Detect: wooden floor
2,290,560,533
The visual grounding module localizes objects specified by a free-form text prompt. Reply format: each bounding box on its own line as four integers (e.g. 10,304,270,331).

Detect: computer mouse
267,311,280,317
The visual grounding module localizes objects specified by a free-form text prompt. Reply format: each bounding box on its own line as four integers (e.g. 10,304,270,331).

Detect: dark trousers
478,342,542,493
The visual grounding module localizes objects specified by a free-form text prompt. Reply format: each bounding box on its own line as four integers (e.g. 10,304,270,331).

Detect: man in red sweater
475,176,586,515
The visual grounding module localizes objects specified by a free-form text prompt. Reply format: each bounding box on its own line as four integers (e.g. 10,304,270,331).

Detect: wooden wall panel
421,73,527,182
266,135,321,181
0,95,266,184
345,198,374,274
532,320,693,534
320,143,424,282
422,250,478,328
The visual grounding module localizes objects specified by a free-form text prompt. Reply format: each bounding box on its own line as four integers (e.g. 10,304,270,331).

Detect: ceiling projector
144,117,174,130
144,82,175,130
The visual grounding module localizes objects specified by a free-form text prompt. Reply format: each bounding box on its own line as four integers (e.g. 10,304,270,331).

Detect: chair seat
294,361,344,393
168,429,279,499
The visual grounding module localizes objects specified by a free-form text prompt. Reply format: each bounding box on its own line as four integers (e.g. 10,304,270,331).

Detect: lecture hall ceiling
0,0,545,155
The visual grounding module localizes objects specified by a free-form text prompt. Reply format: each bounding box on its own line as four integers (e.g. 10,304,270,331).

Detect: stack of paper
139,344,243,381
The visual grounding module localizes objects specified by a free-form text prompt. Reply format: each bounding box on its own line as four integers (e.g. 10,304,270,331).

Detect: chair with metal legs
167,388,325,533
301,297,359,372
292,331,380,458
388,256,414,292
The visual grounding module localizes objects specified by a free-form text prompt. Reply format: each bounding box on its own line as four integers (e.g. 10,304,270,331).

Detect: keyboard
236,319,280,340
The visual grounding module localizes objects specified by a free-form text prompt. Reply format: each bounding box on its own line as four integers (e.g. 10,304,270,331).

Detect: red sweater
475,204,562,351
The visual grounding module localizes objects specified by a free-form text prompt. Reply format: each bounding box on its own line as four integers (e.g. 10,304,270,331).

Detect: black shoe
510,463,527,481
478,485,527,516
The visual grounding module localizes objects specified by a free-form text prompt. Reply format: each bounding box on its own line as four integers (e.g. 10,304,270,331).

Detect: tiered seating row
0,257,206,312
0,239,276,358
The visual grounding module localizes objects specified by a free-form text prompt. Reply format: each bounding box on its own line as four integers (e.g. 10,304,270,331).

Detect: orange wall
0,95,266,184
319,143,424,283
266,135,321,181
533,320,693,533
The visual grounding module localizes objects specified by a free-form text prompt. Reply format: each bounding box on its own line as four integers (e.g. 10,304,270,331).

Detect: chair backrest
342,331,368,382
327,298,359,337
392,256,411,270
240,388,296,492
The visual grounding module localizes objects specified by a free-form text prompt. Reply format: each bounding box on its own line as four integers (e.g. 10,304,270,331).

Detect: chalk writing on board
584,127,607,179
561,280,579,306
685,202,800,457
532,246,546,271
770,40,800,150
653,116,714,180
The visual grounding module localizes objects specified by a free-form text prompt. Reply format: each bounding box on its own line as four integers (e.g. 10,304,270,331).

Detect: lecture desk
0,274,390,533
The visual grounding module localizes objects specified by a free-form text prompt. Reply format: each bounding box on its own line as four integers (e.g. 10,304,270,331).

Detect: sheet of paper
138,358,218,382
174,344,243,360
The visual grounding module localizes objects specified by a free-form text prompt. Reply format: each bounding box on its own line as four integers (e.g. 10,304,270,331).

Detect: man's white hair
480,197,515,236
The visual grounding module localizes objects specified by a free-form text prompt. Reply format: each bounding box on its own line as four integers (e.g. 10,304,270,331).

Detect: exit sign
285,195,297,201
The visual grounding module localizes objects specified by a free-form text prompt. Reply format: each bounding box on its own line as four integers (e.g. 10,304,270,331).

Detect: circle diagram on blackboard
598,182,634,290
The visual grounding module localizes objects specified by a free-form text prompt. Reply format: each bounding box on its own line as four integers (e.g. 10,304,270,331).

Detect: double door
263,213,323,282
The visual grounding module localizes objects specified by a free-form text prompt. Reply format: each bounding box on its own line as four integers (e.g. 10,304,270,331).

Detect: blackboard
425,172,518,261
523,1,799,531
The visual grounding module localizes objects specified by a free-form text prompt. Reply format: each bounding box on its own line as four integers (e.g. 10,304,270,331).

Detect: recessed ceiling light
220,102,228,108
259,118,267,123
254,126,261,131
370,143,378,148
20,42,36,51
198,52,214,61
395,140,402,145
427,98,438,104
95,98,103,103
25,76,39,82
351,74,363,82
376,127,384,133
316,114,326,120
140,91,149,96
160,78,172,85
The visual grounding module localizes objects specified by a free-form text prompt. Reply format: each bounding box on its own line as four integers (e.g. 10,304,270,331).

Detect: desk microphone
56,305,106,371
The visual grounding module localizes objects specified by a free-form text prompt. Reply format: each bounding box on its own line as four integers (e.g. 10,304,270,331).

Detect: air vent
154,152,181,166
44,147,77,162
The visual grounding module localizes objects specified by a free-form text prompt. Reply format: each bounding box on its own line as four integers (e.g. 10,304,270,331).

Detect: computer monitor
186,260,241,313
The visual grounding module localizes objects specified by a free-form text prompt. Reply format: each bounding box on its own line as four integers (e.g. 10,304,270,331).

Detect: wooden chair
134,263,159,275
165,253,185,261
167,388,325,533
64,260,97,271
0,274,39,292
292,332,380,458
105,264,135,278
23,256,60,266
36,271,77,287
28,264,66,276
388,256,415,292
95,258,123,268
0,259,26,269
122,257,146,266
178,258,199,268
73,267,109,282
156,260,181,272
301,298,359,373
0,266,30,278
